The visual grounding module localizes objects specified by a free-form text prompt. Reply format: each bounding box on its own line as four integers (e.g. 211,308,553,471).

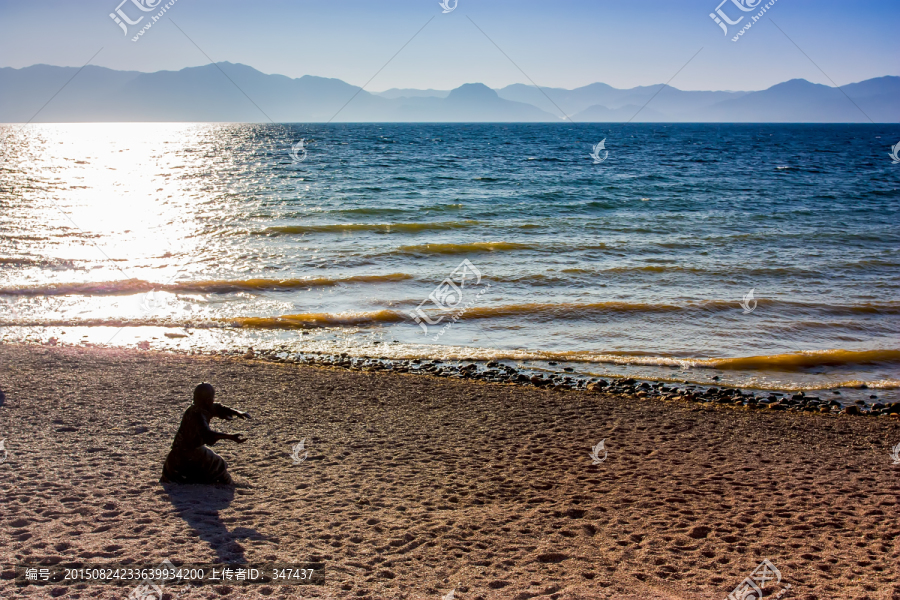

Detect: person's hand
239,411,252,420
231,433,247,444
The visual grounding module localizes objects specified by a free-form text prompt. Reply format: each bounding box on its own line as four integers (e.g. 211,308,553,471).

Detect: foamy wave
703,349,900,371
547,349,900,373
402,347,890,373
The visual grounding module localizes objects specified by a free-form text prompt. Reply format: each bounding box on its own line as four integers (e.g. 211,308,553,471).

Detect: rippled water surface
1,123,898,399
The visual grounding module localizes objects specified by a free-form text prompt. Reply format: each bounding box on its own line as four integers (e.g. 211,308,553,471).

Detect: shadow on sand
162,483,266,564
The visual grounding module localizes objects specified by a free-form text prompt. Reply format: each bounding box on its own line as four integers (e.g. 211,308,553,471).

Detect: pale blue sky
0,0,897,91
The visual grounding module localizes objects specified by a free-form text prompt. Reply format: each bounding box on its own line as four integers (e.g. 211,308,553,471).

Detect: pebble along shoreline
216,346,900,418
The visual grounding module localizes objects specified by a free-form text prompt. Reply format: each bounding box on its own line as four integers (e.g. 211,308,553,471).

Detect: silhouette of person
160,383,251,485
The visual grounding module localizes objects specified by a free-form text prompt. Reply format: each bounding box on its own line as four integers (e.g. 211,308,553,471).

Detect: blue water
1,123,898,398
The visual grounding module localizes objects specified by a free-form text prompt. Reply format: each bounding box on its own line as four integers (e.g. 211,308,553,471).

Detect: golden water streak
0,274,412,296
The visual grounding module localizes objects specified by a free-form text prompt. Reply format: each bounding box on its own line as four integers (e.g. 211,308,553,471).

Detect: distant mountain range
1,63,898,123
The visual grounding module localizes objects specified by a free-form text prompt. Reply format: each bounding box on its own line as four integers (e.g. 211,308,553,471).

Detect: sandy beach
0,343,898,600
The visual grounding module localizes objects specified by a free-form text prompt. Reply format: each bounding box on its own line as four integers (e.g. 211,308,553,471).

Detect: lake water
1,122,898,402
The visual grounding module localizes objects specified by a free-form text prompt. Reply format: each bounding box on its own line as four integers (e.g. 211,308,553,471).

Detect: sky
0,0,897,92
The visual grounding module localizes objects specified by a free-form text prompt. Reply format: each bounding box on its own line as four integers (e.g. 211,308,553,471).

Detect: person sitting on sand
160,383,251,485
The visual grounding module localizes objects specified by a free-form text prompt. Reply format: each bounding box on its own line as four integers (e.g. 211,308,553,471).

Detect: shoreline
2,321,898,405
248,347,900,418
1,343,899,599
8,338,897,417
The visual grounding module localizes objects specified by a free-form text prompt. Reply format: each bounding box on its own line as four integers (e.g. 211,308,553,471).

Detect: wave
528,348,900,373
231,303,692,328
3,312,898,386
231,310,405,329
0,257,42,266
395,242,534,255
262,220,480,235
331,207,409,216
0,309,406,330
704,349,900,372
399,299,900,319
0,273,412,296
389,347,900,382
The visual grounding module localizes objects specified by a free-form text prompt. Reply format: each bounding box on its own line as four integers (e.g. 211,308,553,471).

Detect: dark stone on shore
858,384,868,389
712,376,719,381
239,351,880,419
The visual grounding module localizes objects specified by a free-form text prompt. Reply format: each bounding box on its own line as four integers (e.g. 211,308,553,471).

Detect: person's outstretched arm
212,402,252,421
199,413,247,445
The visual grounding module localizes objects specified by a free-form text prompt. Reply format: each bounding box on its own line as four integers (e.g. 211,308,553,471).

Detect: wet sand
0,344,898,600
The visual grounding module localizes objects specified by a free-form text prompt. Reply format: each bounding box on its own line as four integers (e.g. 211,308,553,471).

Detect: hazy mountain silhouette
1,63,897,123
694,77,900,122
573,104,668,123
375,88,450,99
496,83,746,120
390,83,555,122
